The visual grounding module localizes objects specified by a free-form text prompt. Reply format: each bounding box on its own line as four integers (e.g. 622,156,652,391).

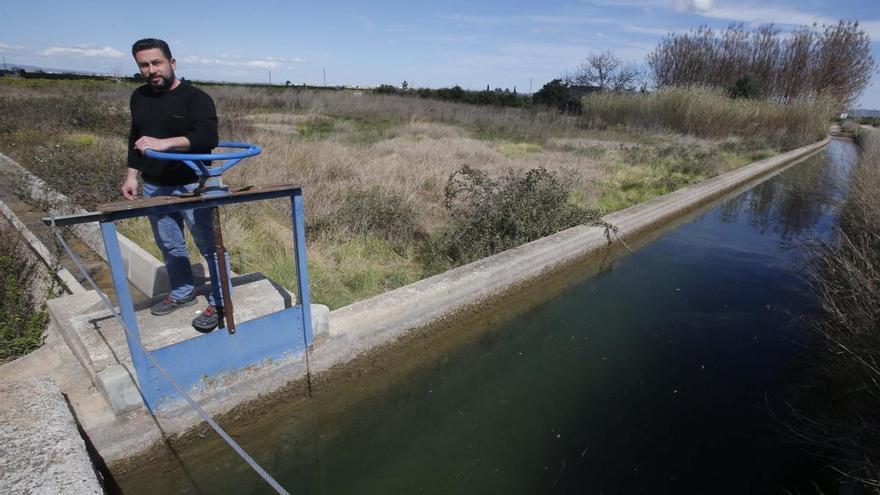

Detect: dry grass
796,127,880,491
1,78,794,308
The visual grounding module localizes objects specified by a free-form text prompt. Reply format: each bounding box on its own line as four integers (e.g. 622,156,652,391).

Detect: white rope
48,220,290,495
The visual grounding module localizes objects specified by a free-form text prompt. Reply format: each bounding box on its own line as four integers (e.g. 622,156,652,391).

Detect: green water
115,140,858,494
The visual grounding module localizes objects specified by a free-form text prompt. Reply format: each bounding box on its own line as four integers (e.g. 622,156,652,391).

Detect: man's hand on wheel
134,136,172,154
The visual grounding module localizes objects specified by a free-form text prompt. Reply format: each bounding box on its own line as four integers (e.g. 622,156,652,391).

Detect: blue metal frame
97,187,312,412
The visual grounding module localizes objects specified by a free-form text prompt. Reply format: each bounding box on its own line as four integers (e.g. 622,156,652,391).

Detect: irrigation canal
116,139,857,494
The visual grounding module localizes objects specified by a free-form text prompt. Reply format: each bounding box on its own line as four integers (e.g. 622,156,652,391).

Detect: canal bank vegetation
0,222,51,362
801,127,880,491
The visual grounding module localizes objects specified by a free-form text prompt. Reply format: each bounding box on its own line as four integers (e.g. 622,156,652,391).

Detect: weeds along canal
115,139,858,494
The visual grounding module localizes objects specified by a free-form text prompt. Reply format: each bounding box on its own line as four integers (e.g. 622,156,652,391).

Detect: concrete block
311,304,330,338
126,246,163,297
119,235,164,297
96,364,144,415
118,233,133,275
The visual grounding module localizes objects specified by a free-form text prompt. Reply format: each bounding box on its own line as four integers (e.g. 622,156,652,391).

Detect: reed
798,127,880,491
583,86,832,150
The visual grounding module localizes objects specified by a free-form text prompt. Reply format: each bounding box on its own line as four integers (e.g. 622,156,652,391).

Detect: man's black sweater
128,81,219,186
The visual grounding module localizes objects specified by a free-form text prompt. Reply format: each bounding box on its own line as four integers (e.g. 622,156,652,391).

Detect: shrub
533,79,572,112
0,224,50,361
726,74,762,99
425,165,604,268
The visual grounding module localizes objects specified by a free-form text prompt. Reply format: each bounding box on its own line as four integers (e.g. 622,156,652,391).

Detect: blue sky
2,0,879,108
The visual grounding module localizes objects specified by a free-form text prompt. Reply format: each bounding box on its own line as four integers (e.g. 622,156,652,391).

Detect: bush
726,74,762,99
424,165,604,268
533,79,571,112
0,224,50,361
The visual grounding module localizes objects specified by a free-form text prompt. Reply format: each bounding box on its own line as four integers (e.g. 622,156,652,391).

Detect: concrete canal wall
0,137,830,485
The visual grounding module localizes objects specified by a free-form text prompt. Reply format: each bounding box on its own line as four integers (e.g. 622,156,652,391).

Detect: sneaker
150,293,196,316
192,305,222,333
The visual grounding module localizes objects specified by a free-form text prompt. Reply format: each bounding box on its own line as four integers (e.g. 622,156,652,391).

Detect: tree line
532,20,875,112
647,21,876,108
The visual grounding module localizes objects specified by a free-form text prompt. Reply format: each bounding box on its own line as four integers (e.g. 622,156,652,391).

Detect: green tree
533,79,569,111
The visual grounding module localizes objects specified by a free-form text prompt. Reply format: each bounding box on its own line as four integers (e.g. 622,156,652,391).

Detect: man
123,38,225,332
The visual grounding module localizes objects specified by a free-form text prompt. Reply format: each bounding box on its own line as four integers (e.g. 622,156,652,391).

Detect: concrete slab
0,377,102,494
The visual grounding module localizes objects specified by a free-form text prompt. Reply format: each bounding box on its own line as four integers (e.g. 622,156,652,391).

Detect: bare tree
811,21,877,109
567,50,641,92
776,26,815,103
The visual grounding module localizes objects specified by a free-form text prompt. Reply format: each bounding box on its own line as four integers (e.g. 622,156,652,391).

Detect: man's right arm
124,93,142,200
121,167,139,200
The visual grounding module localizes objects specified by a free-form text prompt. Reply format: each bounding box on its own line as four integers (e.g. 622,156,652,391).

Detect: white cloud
182,55,306,70
675,0,714,13
695,5,834,26
0,42,25,51
37,46,124,58
245,60,282,69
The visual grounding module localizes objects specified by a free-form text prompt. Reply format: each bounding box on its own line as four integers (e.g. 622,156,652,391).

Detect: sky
2,0,879,108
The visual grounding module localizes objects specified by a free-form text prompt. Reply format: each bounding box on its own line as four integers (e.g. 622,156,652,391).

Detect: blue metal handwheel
145,142,262,197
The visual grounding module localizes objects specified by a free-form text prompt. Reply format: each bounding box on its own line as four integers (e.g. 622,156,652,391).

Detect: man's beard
148,71,175,91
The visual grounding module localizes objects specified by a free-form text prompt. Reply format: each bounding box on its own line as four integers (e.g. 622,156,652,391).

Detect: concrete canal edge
0,137,830,484
0,377,103,494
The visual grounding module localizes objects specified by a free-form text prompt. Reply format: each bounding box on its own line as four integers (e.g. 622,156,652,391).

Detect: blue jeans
142,182,230,307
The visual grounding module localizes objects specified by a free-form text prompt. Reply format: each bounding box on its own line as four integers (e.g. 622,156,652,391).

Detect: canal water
116,139,858,494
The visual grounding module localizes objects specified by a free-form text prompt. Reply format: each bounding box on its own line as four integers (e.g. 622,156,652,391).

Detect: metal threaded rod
211,206,236,333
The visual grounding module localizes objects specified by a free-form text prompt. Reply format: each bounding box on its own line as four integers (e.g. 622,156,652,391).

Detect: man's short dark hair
132,38,172,59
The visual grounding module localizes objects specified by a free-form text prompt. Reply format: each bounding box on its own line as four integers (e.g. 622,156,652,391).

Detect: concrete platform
48,273,328,416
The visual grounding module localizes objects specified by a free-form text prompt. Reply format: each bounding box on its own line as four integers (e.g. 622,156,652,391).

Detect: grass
0,222,51,361
1,78,817,309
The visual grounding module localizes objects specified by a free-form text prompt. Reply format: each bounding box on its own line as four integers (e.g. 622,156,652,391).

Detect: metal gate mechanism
44,142,313,412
